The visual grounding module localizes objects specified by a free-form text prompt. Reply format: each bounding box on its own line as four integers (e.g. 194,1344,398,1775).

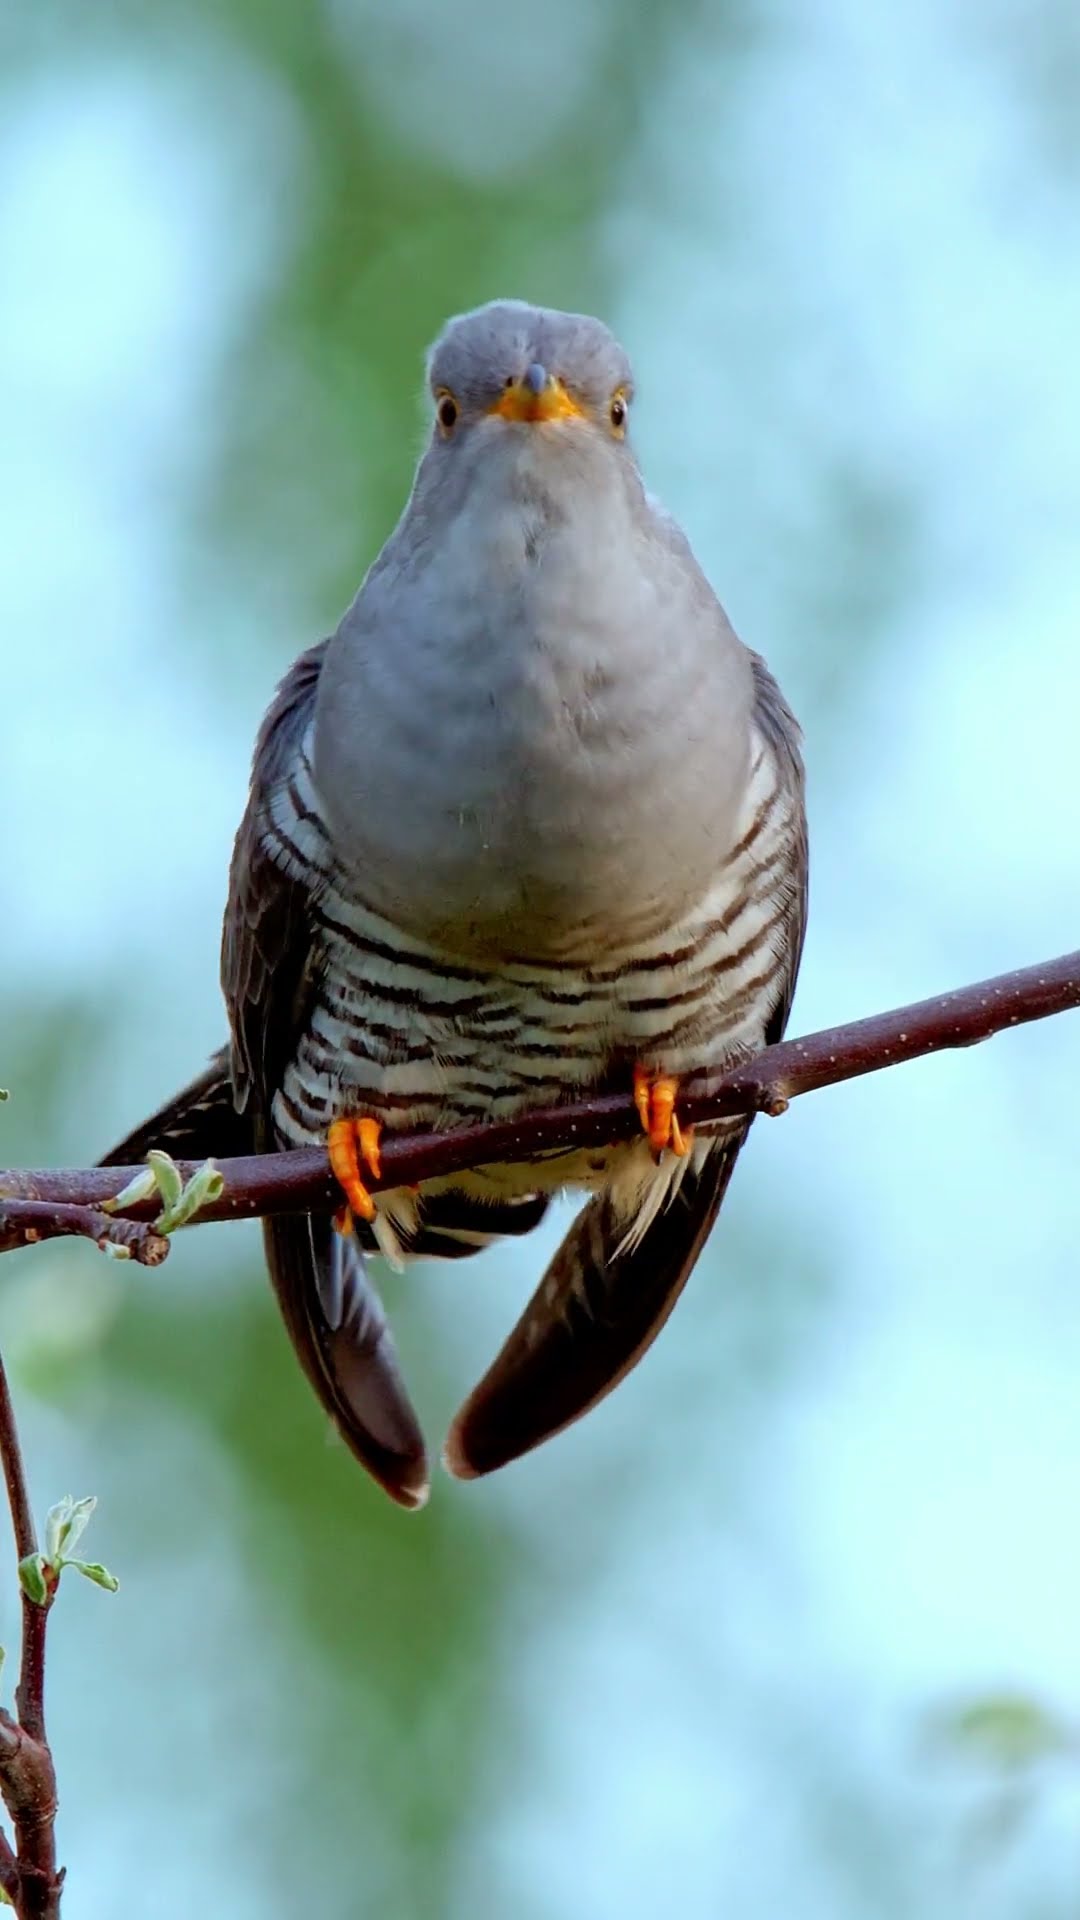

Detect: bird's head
422,300,637,490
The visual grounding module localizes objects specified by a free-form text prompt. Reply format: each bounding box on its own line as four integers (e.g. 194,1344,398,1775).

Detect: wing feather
220,643,427,1504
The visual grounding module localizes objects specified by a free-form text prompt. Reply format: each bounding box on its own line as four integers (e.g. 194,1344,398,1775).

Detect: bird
102,300,807,1510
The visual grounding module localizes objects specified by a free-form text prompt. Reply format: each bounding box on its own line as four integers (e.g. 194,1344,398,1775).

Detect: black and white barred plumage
103,301,807,1507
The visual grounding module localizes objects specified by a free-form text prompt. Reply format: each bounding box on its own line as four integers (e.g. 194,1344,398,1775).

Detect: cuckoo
104,301,808,1509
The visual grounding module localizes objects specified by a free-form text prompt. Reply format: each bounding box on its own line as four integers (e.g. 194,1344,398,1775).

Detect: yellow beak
489,363,585,424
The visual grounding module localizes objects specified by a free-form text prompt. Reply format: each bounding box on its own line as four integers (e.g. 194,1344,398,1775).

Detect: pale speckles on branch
0,949,1075,1239
0,1153,225,1264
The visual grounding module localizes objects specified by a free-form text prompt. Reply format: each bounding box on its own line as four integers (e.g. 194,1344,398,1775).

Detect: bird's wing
748,649,808,1041
221,641,430,1506
445,656,808,1481
221,641,328,1125
98,645,330,1175
99,1047,253,1166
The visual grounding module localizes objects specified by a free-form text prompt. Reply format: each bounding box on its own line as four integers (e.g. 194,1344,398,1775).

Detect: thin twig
0,949,1071,1912
0,1354,61,1918
0,1833,19,1905
1,948,1077,1233
0,1365,36,1578
0,1202,169,1266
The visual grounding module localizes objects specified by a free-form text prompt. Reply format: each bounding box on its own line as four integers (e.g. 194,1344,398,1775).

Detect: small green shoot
102,1152,224,1236
18,1496,119,1606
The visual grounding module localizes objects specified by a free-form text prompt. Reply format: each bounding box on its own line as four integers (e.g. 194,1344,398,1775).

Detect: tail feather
265,1213,428,1506
444,1127,751,1481
403,1189,550,1259
100,1054,563,1505
100,1057,426,1502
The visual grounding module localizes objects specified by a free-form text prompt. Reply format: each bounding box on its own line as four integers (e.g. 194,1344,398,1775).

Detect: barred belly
264,726,797,1244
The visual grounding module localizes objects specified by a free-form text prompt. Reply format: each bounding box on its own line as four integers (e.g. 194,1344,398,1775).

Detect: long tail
444,1128,750,1481
100,1054,429,1505
100,1051,554,1505
264,1213,429,1507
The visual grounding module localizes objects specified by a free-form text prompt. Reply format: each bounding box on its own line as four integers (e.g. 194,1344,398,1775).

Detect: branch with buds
1,949,1077,1247
0,1354,117,1917
0,948,1076,1914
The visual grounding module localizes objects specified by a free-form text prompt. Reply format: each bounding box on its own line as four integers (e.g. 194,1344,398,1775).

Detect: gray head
424,300,636,465
318,297,755,960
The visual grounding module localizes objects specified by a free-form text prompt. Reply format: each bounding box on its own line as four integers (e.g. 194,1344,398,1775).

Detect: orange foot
633,1067,693,1160
328,1116,383,1234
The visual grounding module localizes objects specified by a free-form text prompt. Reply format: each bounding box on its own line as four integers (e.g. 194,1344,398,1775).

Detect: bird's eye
435,390,459,435
609,390,628,436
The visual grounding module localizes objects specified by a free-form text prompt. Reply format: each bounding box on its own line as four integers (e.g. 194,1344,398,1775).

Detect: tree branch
0,1354,62,1918
0,951,1073,1911
0,1202,169,1266
1,949,1077,1237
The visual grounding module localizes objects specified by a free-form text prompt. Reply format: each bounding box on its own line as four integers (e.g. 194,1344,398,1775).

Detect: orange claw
327,1116,384,1231
633,1067,693,1160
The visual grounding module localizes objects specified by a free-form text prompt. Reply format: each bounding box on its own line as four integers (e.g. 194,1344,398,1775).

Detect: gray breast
313,454,755,964
267,710,797,1154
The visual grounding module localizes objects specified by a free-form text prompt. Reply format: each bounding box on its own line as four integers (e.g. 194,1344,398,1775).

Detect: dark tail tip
440,1422,483,1483
372,1449,431,1509
442,1138,749,1483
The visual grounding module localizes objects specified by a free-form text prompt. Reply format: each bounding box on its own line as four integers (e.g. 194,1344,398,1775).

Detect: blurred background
3,0,1080,1914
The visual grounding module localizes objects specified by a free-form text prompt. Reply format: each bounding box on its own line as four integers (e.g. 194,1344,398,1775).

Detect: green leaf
146,1149,184,1212
101,1167,157,1214
44,1498,67,1564
67,1559,119,1594
154,1158,225,1234
17,1554,49,1606
45,1493,96,1565
929,1693,1072,1770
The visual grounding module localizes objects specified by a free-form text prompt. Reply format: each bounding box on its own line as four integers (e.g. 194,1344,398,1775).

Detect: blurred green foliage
4,4,715,1910
3,0,1080,1915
